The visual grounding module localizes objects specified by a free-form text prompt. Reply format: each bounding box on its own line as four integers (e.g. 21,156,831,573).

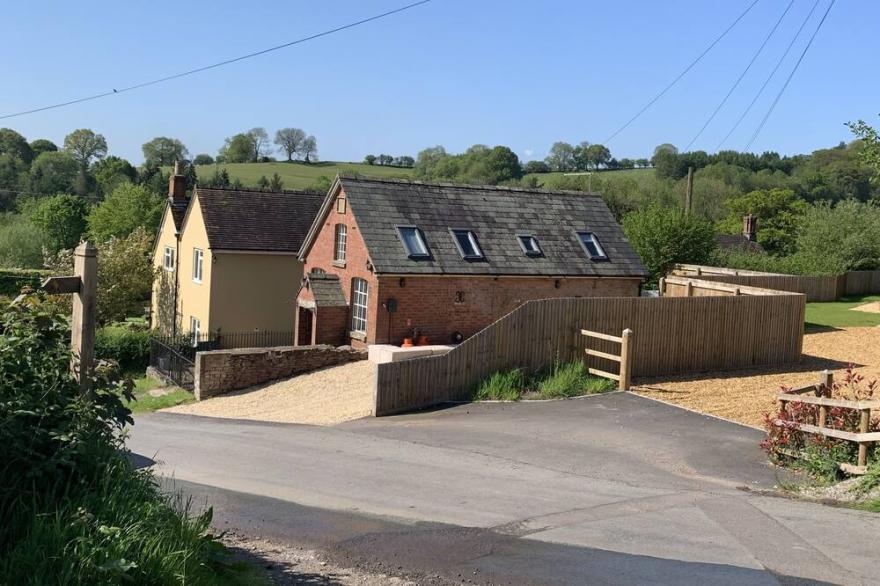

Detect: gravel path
165,361,375,425
634,326,880,428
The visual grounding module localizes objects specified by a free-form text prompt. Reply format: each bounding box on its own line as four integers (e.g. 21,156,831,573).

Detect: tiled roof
337,177,649,278
307,273,348,307
196,187,324,252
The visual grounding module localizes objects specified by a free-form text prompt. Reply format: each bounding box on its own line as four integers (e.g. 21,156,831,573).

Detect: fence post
817,370,832,429
858,409,870,468
71,242,98,391
685,281,694,297
619,328,633,391
658,277,665,297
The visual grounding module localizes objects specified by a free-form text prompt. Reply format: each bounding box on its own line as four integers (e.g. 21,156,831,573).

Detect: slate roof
306,273,348,307
716,234,764,254
195,187,324,252
333,177,649,278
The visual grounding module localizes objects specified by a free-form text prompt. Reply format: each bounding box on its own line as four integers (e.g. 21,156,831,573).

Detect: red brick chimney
168,161,186,204
742,214,757,242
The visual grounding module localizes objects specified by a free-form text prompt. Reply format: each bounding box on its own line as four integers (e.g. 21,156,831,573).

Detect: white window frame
449,229,484,260
334,224,347,262
189,316,201,347
192,248,204,283
396,225,430,259
575,231,609,261
163,246,175,271
516,234,542,257
351,278,369,334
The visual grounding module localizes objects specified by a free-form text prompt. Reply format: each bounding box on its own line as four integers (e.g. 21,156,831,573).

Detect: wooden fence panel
844,271,880,296
672,264,852,301
374,279,806,415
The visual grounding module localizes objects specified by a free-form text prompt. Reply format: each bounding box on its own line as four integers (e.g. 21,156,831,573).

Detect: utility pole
685,166,694,215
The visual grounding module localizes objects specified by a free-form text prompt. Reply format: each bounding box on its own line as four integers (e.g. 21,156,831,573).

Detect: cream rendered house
151,166,324,342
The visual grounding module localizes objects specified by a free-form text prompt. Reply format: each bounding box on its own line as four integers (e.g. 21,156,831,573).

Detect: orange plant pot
416,335,429,346
401,337,414,348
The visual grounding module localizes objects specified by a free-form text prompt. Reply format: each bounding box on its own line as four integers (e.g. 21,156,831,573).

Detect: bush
622,204,717,282
95,324,151,372
0,293,234,583
0,267,50,296
538,361,616,398
795,200,880,272
0,213,46,269
712,249,841,276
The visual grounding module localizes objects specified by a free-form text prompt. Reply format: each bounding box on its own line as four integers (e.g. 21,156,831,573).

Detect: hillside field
193,161,415,190
526,167,656,189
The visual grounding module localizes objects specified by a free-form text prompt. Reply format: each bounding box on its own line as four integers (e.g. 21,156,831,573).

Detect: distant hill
526,168,656,189
193,161,415,190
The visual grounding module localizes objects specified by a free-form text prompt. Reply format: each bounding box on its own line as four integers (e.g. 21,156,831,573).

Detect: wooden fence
374,278,805,415
775,371,879,473
672,264,843,302
674,264,880,302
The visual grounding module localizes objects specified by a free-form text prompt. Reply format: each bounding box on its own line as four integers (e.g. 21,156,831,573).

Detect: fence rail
774,371,878,473
375,282,805,415
582,328,633,389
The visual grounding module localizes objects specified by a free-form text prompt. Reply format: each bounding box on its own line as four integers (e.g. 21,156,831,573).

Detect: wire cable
715,0,821,151
0,0,431,120
684,0,794,151
744,0,835,151
602,0,761,145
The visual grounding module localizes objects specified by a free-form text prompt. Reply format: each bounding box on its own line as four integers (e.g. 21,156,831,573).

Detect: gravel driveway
165,361,375,425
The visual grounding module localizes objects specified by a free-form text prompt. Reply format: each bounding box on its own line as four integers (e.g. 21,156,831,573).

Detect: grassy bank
193,160,415,190
475,361,616,401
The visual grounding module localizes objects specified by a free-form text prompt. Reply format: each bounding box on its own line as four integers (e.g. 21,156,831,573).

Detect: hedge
0,268,51,297
95,325,151,373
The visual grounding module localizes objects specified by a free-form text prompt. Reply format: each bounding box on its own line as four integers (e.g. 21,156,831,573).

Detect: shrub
622,204,716,283
95,324,151,373
0,213,46,269
0,267,50,296
795,200,880,272
0,293,235,583
538,361,616,398
27,193,90,253
88,183,164,242
761,368,878,482
474,369,525,401
713,249,841,276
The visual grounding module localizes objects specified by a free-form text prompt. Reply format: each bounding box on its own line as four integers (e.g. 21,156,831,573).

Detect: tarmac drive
128,392,880,585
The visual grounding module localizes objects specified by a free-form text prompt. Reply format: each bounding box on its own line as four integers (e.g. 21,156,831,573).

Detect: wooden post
71,242,98,390
658,277,665,297
685,166,694,215
619,328,633,391
685,281,694,297
858,409,870,467
817,371,833,429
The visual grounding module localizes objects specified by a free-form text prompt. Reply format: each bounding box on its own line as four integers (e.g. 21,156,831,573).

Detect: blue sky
1,0,874,164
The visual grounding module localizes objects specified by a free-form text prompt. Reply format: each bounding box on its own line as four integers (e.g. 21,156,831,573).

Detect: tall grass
474,369,525,401
538,361,616,398
0,213,45,268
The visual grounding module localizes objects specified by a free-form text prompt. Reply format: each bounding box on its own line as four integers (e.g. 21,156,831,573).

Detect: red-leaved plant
761,366,879,463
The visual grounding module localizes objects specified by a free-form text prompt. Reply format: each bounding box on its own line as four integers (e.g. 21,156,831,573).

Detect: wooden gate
581,328,633,391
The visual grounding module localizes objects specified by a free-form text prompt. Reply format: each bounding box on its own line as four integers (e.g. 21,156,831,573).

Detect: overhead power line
744,0,836,151
716,0,821,151
602,0,761,145
684,0,794,151
0,0,431,120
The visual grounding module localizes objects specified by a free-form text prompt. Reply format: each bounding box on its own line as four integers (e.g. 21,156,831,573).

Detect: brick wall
374,276,641,345
298,186,378,348
194,344,366,400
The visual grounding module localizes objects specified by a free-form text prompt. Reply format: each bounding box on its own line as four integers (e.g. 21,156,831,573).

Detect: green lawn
805,295,880,330
192,161,415,190
126,374,193,413
527,167,655,189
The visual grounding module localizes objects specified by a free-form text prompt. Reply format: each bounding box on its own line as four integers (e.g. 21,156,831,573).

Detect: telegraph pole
685,166,694,215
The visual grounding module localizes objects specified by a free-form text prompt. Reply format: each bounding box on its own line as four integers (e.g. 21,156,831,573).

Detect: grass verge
126,373,193,413
805,295,880,330
474,361,616,401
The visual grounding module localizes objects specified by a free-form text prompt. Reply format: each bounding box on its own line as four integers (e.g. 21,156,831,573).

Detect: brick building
295,176,649,348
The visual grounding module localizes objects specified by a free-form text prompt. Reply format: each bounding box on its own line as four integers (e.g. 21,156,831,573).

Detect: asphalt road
127,392,879,585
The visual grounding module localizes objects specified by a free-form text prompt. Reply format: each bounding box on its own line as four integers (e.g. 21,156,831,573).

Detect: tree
183,161,198,192
414,146,449,178
377,154,393,166
622,204,716,282
192,154,214,166
88,183,165,242
249,128,271,161
218,133,254,163
269,173,284,191
636,158,650,168
480,145,523,183
720,188,807,255
572,141,591,171
847,118,880,183
652,143,678,164
0,153,27,193
142,137,189,167
28,194,90,253
28,151,78,194
585,144,611,170
545,142,575,172
63,129,107,169
29,138,58,159
274,128,306,162
396,155,415,168
523,160,551,174
91,155,137,195
363,154,377,165
0,128,34,165
795,200,880,272
301,135,317,163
